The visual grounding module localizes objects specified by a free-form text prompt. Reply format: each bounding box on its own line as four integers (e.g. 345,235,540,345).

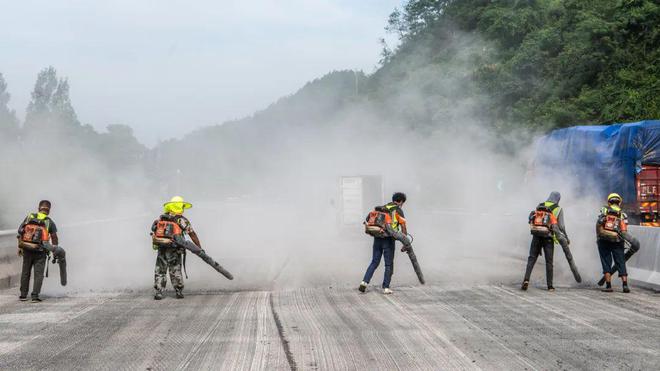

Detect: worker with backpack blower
151,196,197,300
596,193,640,293
16,200,66,302
359,192,423,294
151,196,233,300
522,191,575,291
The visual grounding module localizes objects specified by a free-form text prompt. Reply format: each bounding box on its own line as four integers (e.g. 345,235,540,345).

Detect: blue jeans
362,237,395,288
598,239,627,276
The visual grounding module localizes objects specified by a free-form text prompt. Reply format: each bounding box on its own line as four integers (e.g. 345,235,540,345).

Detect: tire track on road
381,291,481,370
175,292,239,370
270,292,297,371
408,286,539,370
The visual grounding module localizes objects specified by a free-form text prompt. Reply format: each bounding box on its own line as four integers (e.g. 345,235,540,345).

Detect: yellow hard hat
607,193,622,203
163,196,192,215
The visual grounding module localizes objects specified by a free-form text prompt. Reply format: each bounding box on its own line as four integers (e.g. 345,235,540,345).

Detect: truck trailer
533,120,660,225
338,176,384,225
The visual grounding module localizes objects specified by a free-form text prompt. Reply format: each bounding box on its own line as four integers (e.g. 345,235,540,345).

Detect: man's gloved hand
17,248,23,257
566,237,571,245
401,245,411,253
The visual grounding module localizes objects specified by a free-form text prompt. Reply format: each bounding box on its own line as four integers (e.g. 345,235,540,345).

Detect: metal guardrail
0,237,18,270
0,214,151,255
0,215,150,289
0,230,18,251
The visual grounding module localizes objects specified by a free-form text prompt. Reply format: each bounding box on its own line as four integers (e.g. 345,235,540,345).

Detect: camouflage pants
154,246,184,292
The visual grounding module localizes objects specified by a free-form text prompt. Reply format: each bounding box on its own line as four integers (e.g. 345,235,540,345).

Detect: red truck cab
636,165,660,226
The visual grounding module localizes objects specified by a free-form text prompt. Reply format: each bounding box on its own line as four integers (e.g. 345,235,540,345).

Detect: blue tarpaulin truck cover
533,120,660,203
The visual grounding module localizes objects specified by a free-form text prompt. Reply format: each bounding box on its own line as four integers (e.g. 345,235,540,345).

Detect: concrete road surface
0,285,659,370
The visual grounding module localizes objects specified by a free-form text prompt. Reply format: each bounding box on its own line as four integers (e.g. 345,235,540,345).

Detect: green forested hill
372,0,660,132
170,0,660,151
148,0,660,196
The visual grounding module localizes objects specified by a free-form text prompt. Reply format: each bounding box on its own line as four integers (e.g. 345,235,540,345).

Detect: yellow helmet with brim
163,196,192,215
607,193,622,204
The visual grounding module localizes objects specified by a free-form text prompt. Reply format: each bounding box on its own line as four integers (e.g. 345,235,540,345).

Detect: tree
373,0,660,133
0,72,19,140
50,78,79,128
386,0,452,41
24,66,58,131
23,66,84,146
99,124,146,170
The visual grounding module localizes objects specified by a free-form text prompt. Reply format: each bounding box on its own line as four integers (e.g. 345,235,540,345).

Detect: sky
1,0,404,146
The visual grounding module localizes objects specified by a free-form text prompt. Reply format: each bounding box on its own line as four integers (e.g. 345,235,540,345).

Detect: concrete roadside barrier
0,230,21,288
627,225,660,290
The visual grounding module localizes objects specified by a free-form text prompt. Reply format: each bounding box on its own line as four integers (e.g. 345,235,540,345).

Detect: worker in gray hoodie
551,191,582,284
523,191,581,291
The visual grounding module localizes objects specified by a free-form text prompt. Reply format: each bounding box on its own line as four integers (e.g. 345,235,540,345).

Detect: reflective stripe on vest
543,202,561,219
385,203,400,231
543,202,561,243
601,205,621,215
28,213,51,232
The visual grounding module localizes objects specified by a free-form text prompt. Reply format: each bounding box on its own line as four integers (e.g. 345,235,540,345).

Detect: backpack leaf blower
386,226,425,285
42,243,67,286
173,235,234,280
552,226,582,283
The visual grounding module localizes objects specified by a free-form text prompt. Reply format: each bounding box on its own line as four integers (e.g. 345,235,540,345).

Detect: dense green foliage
375,0,660,131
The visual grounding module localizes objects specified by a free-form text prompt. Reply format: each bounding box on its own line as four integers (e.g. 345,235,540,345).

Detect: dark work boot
19,296,28,301
521,281,529,291
154,291,163,300
175,289,184,299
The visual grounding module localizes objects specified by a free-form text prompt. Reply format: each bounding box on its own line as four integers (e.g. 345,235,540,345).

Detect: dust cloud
1,32,602,295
